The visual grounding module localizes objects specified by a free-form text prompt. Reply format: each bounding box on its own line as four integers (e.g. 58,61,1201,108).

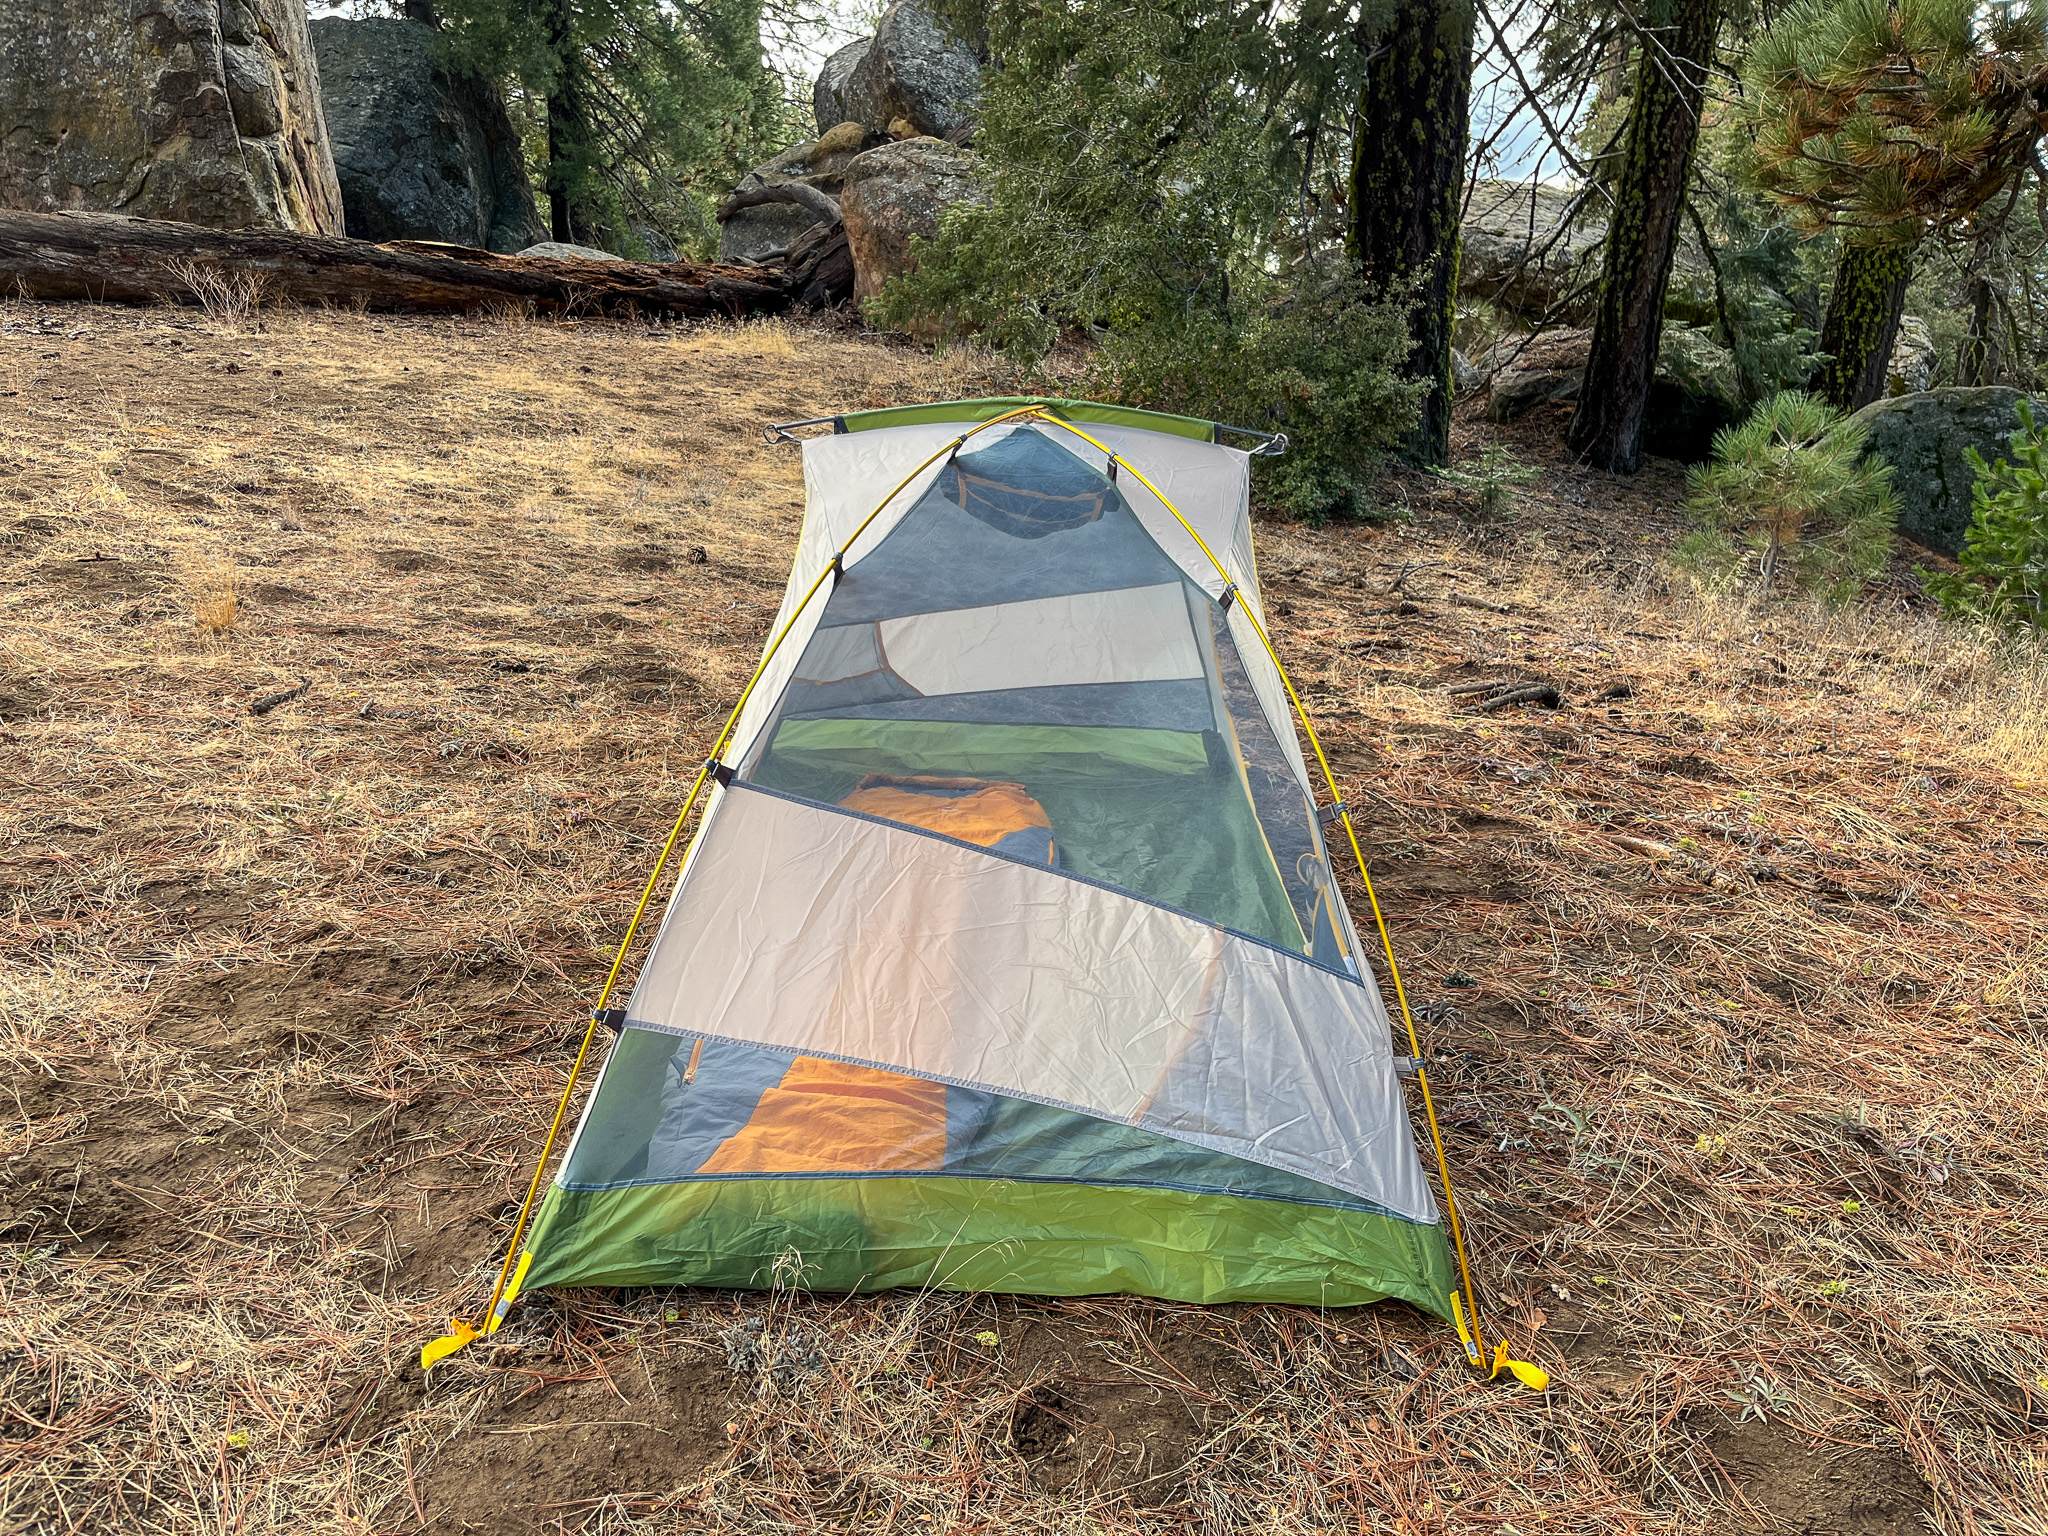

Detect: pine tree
1677,390,1899,599
433,0,783,257
1739,0,2048,410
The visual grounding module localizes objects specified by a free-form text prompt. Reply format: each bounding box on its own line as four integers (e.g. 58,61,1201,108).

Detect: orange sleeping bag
836,774,1056,865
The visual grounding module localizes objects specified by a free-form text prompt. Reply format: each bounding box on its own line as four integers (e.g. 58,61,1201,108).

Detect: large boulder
1459,179,1715,327
1849,386,2044,556
310,18,544,253
842,1,982,140
0,0,343,232
839,136,986,306
1476,323,1742,461
718,126,870,265
814,38,872,135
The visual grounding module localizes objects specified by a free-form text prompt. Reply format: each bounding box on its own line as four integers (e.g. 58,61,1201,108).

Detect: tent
453,399,1485,1354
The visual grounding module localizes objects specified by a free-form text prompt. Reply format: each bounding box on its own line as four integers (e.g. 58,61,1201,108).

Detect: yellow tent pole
423,409,1050,1371
1022,411,1539,1383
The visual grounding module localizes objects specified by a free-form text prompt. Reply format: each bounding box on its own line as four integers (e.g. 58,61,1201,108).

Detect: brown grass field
2,297,2045,1536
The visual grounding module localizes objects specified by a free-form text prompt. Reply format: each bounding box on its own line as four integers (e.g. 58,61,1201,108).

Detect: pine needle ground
1,303,2043,1536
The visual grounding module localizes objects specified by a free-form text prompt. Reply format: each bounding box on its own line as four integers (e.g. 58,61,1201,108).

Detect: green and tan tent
439,399,1489,1363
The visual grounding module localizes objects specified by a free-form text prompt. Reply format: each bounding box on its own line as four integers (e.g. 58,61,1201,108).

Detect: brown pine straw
1,298,2044,1534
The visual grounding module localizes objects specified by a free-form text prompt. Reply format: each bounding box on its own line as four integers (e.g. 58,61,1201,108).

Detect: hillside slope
1,301,2043,1535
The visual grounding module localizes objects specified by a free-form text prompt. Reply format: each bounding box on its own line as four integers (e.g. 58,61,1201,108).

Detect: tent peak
766,397,1288,455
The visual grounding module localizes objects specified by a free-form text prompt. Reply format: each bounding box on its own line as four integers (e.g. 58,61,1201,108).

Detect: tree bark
0,210,789,318
1816,242,1910,412
1349,0,1476,469
1566,0,1722,473
1958,271,1997,386
544,0,602,246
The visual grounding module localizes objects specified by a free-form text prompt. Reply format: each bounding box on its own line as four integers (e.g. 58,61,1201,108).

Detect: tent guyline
422,402,1545,1391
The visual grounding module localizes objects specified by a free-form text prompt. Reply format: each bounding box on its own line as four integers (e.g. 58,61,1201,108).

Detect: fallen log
0,209,789,318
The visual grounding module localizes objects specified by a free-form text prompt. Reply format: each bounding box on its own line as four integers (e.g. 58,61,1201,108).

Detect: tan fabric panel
624,784,1439,1222
876,582,1202,696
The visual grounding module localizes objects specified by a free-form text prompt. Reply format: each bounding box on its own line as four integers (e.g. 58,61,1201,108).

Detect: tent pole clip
829,551,844,586
1317,800,1346,825
707,759,735,787
1218,583,1238,614
593,1007,627,1034
1392,1055,1420,1077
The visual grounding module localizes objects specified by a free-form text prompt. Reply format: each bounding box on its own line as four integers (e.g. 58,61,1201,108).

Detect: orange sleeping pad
835,774,1056,865
698,1056,948,1174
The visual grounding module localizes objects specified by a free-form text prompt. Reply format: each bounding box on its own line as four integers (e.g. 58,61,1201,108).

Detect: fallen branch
0,210,790,318
249,680,311,716
1469,683,1562,712
716,183,842,226
1451,590,1515,614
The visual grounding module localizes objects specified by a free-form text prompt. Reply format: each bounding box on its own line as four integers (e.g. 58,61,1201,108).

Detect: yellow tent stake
1022,412,1540,1385
423,411,1047,1372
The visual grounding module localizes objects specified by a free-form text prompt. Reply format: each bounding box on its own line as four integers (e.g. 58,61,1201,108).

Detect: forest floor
1,299,2044,1536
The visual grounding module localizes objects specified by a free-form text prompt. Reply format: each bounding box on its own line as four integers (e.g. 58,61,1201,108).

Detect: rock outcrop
1849,386,2043,555
836,2,981,139
839,136,985,305
813,38,872,135
1,0,343,232
310,18,545,254
1475,323,1742,461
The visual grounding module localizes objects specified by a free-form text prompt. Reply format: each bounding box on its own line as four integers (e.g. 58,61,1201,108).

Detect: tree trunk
1816,242,1910,412
1566,0,1722,473
544,0,601,246
0,210,789,318
1958,272,1997,386
1349,0,1476,469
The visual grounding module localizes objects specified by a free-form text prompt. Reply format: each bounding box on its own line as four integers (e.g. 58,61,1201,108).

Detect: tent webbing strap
1020,411,1546,1392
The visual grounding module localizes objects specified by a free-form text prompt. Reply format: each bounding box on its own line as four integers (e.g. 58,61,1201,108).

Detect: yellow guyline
422,407,1048,1371
1023,411,1546,1391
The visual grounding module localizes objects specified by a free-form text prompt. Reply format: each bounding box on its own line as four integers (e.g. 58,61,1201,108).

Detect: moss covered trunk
1566,0,1721,473
1349,0,1476,469
1818,243,1911,411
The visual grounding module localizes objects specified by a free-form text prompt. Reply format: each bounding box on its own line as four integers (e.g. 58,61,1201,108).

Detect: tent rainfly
427,399,1536,1381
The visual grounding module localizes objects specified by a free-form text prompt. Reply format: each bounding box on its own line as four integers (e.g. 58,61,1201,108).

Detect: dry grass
1,302,2043,1536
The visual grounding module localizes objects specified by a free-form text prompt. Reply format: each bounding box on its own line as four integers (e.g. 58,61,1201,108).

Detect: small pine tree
1923,399,2048,630
1676,390,1900,600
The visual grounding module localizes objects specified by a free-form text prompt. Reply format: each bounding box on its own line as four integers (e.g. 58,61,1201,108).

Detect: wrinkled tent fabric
518,407,1459,1317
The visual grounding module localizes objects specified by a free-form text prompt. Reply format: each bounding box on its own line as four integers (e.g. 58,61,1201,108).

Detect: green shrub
1079,280,1422,523
1923,400,2048,631
1676,390,1899,602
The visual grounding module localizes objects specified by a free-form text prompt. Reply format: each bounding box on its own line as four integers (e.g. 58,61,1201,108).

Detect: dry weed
173,545,241,635
163,258,269,334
